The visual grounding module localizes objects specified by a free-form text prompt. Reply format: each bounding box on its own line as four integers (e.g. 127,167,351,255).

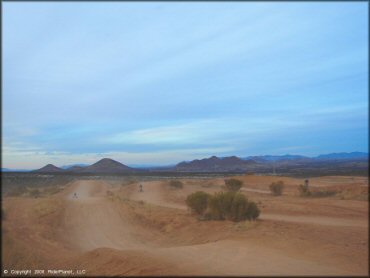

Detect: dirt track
2,177,368,276
131,180,368,228
62,180,366,275
64,181,146,251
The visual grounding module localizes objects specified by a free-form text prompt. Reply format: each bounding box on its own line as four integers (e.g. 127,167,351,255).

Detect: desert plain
2,174,368,276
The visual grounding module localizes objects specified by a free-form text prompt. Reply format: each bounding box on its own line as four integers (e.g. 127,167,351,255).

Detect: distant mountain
127,164,175,169
175,156,257,172
6,151,368,175
245,154,308,161
65,165,86,172
33,164,64,173
61,163,89,169
315,152,368,160
243,152,368,162
78,158,134,173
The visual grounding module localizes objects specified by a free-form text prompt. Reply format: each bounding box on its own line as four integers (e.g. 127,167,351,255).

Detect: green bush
186,191,210,215
186,190,260,222
224,178,243,192
208,191,259,222
245,201,260,220
269,181,284,196
229,193,250,221
169,180,184,189
208,191,235,220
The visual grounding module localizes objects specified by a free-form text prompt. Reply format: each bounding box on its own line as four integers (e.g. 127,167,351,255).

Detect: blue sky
3,2,368,169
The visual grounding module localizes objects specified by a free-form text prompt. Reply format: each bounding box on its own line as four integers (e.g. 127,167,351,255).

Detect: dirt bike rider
74,192,77,198
139,184,143,192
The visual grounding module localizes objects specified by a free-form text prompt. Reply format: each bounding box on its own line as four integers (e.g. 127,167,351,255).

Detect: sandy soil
2,175,368,276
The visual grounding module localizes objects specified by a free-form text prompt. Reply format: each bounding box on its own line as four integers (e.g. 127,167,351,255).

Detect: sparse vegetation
269,181,284,196
208,191,235,220
6,185,27,197
224,178,243,192
298,185,336,198
186,191,211,215
187,191,260,222
169,180,184,189
2,174,74,197
208,191,259,221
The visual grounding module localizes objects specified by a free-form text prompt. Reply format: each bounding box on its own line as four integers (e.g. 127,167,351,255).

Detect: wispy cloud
3,2,368,168
2,142,234,169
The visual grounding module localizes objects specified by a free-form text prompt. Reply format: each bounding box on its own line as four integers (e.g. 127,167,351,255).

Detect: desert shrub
169,180,183,189
186,190,260,222
245,201,260,220
224,178,243,192
269,181,284,196
186,191,211,215
229,193,250,221
208,192,260,222
298,184,311,197
208,191,235,220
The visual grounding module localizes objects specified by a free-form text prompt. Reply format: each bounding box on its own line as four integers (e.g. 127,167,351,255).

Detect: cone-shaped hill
79,158,134,173
33,164,64,173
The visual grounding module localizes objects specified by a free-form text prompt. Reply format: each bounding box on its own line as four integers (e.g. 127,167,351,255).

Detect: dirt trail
60,180,364,275
131,181,367,228
64,180,146,251
130,181,186,210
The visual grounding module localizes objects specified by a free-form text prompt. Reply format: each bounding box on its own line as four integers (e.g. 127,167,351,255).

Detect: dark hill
79,158,134,173
33,164,64,173
175,156,257,172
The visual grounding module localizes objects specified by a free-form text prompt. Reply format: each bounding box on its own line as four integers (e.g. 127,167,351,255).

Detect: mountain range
175,156,256,172
244,152,368,161
33,158,135,174
3,152,367,174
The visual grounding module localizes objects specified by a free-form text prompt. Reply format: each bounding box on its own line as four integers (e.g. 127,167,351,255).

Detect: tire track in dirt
132,181,367,228
64,180,146,251
61,180,361,275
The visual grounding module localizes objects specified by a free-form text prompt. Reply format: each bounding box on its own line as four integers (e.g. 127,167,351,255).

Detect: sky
2,2,369,169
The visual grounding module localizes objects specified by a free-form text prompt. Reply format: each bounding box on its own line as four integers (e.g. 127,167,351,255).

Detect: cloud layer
3,2,368,169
